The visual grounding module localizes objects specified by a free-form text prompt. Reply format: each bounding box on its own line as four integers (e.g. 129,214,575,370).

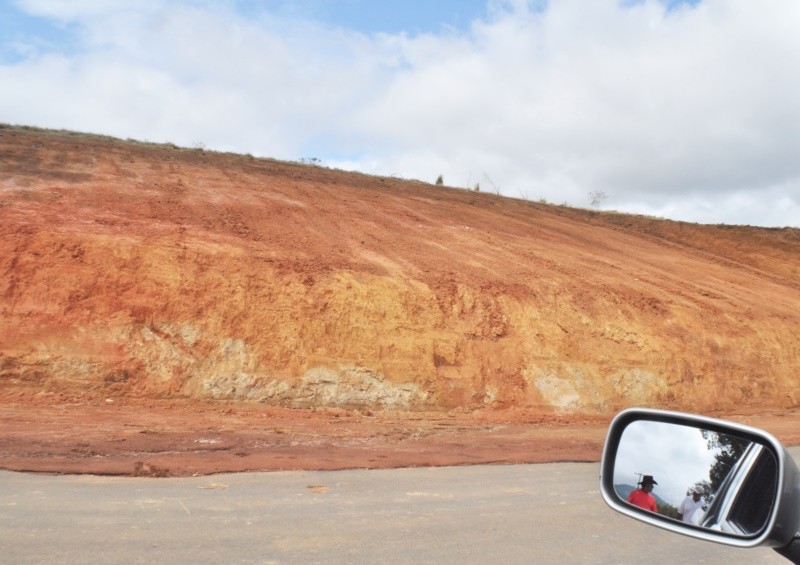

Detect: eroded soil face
1,126,800,476
3,398,800,477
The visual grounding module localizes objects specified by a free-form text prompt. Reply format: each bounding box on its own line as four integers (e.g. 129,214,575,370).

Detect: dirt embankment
1,125,799,476
3,399,800,477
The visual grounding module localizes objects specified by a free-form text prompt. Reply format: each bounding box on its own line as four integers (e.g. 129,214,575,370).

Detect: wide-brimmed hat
640,475,658,485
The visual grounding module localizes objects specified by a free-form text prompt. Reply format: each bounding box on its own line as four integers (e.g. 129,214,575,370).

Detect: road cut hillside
2,124,799,418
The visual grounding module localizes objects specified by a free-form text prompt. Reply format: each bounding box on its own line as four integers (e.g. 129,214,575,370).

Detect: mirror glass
614,419,778,537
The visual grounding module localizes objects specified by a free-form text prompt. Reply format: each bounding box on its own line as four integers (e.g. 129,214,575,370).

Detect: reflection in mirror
614,420,778,537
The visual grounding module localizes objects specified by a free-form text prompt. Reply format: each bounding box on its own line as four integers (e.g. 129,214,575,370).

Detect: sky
1,0,798,227
614,419,721,507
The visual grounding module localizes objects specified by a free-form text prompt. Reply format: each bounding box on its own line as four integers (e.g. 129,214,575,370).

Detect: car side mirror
600,409,800,551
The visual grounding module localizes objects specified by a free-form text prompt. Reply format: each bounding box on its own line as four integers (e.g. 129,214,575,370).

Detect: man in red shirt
626,475,659,513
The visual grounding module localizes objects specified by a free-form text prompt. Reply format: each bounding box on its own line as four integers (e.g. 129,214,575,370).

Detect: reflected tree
690,479,714,505
701,430,750,492
658,502,679,519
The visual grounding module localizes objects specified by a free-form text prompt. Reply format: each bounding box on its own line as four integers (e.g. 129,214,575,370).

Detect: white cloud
2,0,798,226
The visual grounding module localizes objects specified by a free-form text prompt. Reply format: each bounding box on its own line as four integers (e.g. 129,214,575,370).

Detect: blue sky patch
235,0,489,35
0,3,80,63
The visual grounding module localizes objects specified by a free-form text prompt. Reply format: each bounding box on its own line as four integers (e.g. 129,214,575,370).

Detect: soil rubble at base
3,397,800,477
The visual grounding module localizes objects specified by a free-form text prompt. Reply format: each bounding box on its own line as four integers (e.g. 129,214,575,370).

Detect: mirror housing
600,408,800,549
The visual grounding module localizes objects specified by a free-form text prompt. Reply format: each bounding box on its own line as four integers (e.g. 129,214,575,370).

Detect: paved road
2,452,794,564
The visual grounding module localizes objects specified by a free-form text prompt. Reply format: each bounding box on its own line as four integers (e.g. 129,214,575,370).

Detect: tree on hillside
588,190,607,207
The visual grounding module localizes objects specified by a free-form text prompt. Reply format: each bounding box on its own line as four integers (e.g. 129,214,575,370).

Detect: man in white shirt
677,489,704,524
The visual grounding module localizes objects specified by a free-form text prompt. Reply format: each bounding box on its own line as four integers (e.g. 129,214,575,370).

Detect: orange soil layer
2,399,799,477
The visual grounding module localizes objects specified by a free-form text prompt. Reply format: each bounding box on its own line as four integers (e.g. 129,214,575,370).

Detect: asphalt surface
2,451,796,564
